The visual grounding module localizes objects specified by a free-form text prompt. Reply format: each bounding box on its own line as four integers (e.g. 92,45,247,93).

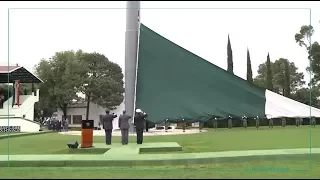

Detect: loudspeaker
67,141,79,149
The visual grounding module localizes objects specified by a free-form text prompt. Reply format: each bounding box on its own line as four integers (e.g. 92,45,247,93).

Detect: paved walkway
60,129,207,136
0,131,53,140
1,146,319,161
1,146,319,167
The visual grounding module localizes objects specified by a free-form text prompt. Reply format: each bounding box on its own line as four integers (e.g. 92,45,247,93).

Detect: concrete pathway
59,129,207,136
1,146,319,167
0,131,53,140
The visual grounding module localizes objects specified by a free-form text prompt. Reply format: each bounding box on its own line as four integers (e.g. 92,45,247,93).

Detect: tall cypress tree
227,34,234,74
266,53,274,91
284,59,291,97
246,48,253,83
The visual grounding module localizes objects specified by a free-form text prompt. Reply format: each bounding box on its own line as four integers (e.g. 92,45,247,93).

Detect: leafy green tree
0,84,12,102
254,58,305,94
246,48,253,83
78,52,124,120
309,42,320,81
295,25,314,50
295,25,320,81
35,50,84,119
284,59,291,97
291,85,320,108
295,25,320,107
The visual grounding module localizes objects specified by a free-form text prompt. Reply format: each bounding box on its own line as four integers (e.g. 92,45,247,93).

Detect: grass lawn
0,125,318,154
0,125,319,178
1,158,320,178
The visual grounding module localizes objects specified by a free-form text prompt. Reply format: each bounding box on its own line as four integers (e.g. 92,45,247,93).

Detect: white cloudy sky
0,1,319,83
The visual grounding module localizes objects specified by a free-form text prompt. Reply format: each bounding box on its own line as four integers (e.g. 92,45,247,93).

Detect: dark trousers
243,122,247,129
146,122,149,132
282,120,286,127
136,128,143,144
121,129,129,145
228,121,232,129
213,121,217,129
269,121,273,128
105,129,112,145
256,121,260,129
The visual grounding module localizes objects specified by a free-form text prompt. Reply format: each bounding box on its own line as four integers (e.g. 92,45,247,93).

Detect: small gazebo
0,64,43,95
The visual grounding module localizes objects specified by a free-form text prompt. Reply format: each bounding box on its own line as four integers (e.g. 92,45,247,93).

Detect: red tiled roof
0,66,20,72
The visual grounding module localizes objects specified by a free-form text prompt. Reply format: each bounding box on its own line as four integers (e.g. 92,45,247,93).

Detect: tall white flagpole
125,1,140,133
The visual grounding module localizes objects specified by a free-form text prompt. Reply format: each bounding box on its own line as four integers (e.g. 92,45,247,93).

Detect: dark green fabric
136,24,266,123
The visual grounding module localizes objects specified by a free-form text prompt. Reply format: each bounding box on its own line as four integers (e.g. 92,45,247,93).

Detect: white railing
0,89,39,119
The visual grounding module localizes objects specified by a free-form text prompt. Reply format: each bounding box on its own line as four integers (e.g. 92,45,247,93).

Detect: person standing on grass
242,116,247,129
54,120,59,131
64,119,69,132
269,118,274,129
213,118,218,131
295,118,301,128
165,119,170,132
62,119,66,132
118,110,131,145
102,109,117,145
254,116,260,129
281,117,286,128
134,109,148,144
227,116,232,130
59,120,63,132
311,117,316,127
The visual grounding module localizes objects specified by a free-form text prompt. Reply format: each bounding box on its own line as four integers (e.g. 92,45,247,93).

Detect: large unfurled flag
12,80,20,107
135,24,320,123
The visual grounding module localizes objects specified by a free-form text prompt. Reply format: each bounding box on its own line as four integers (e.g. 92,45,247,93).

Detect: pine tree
246,48,253,83
266,53,274,91
227,34,234,74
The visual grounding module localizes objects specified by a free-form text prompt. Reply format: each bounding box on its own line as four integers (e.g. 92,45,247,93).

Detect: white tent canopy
265,90,320,118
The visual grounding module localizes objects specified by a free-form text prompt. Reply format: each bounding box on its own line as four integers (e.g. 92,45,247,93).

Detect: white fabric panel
265,90,320,118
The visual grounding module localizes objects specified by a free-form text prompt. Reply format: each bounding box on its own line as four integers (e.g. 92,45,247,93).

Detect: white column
125,1,140,133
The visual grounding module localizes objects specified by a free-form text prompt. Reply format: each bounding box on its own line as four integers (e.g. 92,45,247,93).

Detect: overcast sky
0,1,319,83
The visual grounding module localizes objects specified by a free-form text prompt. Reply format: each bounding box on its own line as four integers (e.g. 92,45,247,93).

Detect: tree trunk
86,92,91,121
59,103,67,121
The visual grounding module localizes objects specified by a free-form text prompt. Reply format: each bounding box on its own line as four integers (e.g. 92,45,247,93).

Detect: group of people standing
211,116,316,130
102,108,148,145
48,118,69,132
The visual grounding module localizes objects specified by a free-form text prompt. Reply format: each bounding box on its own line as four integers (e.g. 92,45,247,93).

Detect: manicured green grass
0,125,318,155
1,158,319,178
0,126,319,178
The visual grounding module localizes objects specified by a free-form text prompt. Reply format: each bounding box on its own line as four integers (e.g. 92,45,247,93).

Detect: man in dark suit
134,109,148,144
102,110,117,145
118,110,131,145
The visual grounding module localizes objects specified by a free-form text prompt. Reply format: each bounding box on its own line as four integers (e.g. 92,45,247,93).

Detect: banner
12,80,20,107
